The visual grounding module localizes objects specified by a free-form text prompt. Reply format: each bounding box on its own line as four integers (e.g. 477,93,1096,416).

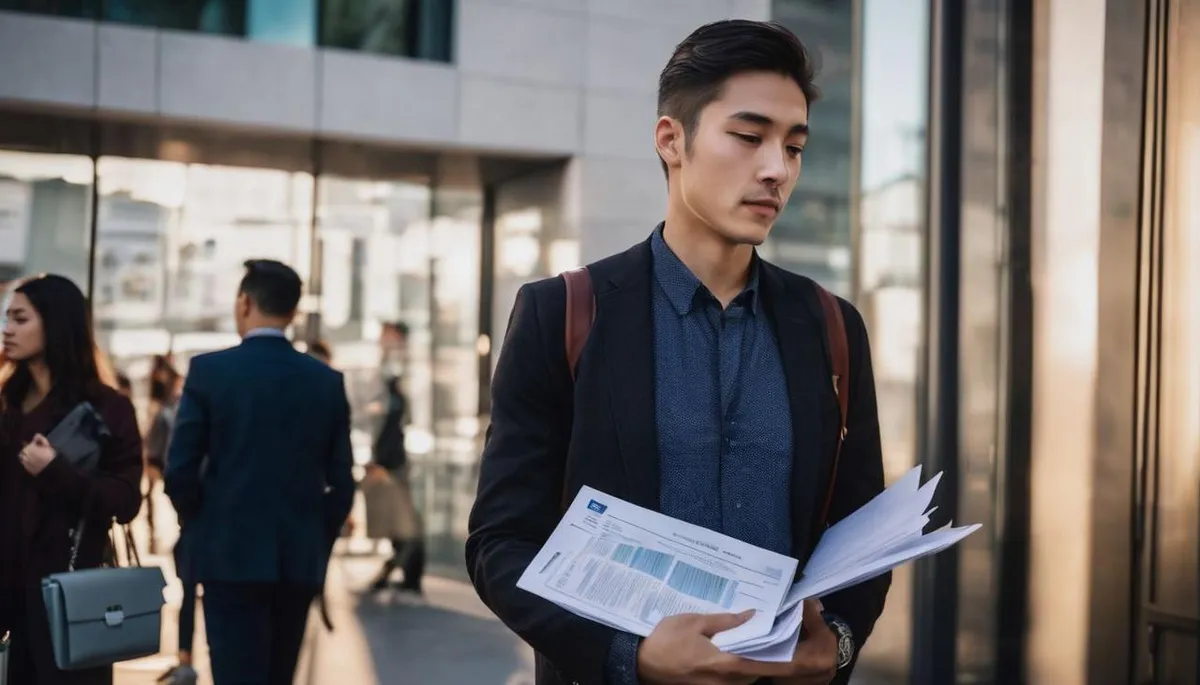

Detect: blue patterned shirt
606,227,794,684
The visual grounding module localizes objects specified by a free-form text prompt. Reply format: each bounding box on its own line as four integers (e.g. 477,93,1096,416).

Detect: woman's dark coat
0,384,144,685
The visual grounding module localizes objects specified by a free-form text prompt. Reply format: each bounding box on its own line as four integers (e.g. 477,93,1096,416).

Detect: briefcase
42,562,166,670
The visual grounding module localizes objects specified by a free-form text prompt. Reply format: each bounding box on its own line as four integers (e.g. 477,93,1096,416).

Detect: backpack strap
562,267,595,379
814,285,850,533
560,267,595,510
557,269,852,530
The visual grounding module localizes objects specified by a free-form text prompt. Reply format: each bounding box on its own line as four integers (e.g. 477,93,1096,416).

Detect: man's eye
787,146,805,157
732,133,761,144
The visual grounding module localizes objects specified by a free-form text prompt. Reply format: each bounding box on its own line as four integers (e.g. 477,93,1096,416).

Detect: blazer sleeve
820,299,891,682
465,283,621,685
323,372,356,543
36,391,144,525
165,358,211,523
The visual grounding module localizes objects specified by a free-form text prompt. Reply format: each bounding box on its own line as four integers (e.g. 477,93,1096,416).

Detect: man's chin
718,220,772,247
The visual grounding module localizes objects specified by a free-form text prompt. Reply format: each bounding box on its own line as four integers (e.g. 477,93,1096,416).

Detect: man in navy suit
166,259,355,685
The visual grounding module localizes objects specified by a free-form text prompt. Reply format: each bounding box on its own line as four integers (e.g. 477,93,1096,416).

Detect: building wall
0,1,775,263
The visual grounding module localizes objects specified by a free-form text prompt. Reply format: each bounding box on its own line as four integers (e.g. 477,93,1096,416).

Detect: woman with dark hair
0,274,144,685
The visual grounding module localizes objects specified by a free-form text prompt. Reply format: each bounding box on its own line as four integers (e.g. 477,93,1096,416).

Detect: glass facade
0,0,453,59
768,0,856,296
851,0,929,680
0,151,93,290
0,114,549,577
1133,0,1200,679
91,157,314,422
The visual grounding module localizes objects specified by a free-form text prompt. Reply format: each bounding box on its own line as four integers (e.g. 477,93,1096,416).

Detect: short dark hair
657,20,820,177
239,259,302,318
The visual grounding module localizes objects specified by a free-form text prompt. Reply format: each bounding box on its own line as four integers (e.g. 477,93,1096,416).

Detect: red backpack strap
562,267,595,379
815,285,850,532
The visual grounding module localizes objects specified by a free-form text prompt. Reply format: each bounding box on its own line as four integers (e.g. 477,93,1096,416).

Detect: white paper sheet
518,467,981,661
517,486,799,649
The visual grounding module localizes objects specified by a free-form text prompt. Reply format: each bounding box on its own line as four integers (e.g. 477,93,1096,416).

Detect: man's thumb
698,609,755,638
32,434,50,446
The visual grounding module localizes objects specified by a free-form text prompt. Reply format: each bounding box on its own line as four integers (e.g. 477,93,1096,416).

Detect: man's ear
655,116,685,169
236,291,251,317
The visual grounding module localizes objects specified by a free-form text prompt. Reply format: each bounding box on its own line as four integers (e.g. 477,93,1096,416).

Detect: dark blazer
466,236,890,685
0,384,143,685
165,334,355,587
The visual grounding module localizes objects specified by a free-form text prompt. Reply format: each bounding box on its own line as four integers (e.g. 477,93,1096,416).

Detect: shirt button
735,502,743,509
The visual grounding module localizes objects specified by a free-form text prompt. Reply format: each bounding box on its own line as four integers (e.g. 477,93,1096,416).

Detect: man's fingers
801,598,828,637
709,652,793,680
696,609,756,638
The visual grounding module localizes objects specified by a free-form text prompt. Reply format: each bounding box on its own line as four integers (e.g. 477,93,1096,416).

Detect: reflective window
313,175,480,573
103,0,316,44
0,151,94,291
93,157,313,420
321,0,453,61
768,0,855,296
852,0,930,680
1148,0,1200,679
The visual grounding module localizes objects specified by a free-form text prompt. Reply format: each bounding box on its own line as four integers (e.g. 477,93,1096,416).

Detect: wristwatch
823,613,855,670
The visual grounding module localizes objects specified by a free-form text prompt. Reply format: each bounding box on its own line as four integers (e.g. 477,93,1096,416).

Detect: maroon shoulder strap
815,285,850,532
562,267,595,379
560,267,594,511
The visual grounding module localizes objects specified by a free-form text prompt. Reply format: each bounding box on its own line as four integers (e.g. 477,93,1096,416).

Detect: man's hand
637,611,788,685
776,600,839,685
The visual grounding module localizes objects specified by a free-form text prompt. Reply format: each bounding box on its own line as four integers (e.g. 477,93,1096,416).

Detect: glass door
1134,0,1200,680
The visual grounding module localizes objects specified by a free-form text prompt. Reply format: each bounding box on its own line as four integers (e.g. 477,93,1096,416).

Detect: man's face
659,71,810,246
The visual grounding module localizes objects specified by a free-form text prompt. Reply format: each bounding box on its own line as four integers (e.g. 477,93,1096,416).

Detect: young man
467,19,889,685
165,260,355,685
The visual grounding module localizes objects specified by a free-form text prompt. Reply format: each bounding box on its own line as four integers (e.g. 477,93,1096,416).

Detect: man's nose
757,148,789,186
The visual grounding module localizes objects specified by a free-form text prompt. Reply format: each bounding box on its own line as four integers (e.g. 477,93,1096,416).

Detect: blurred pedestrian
0,274,143,685
115,371,133,399
307,339,332,366
143,355,181,554
366,321,424,595
165,260,355,685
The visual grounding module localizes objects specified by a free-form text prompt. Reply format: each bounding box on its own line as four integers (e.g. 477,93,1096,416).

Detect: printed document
517,486,798,649
518,467,981,661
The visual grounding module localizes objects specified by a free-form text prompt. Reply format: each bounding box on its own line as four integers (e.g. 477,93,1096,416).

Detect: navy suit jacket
165,334,356,586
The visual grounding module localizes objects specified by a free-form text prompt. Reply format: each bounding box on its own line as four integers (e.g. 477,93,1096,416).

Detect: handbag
44,402,109,474
39,402,167,670
42,518,166,670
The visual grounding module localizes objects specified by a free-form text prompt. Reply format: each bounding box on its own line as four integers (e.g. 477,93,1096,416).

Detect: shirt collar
245,327,287,340
650,223,760,316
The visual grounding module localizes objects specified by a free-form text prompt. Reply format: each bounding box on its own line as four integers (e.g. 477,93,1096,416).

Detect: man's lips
743,199,780,216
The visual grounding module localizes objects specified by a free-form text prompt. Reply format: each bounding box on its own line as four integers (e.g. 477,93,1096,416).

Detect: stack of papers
517,466,980,661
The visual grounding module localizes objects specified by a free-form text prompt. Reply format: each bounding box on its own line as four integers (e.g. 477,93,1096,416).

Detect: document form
517,486,798,649
518,467,981,662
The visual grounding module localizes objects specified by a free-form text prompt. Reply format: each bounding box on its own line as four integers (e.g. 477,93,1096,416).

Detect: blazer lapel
761,264,831,557
595,240,660,511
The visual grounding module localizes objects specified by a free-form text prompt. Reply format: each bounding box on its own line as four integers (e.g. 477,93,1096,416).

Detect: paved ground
305,556,535,685
113,489,898,685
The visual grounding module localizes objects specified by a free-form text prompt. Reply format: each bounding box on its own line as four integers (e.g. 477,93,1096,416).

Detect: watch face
837,632,854,668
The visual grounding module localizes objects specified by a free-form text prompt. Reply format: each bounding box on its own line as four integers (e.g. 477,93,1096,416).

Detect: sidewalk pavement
113,489,895,685
303,555,536,685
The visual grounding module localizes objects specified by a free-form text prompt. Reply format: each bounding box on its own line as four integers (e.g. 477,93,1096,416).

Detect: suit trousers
203,581,318,685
